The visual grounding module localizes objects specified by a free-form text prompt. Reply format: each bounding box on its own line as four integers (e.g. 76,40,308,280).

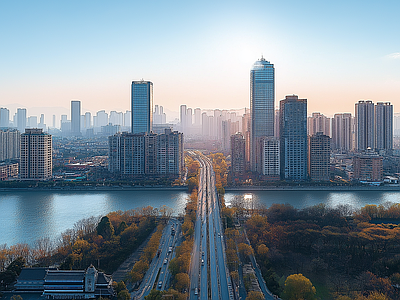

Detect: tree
246,291,265,300
175,273,190,292
145,289,163,300
97,216,115,240
11,296,23,300
283,273,317,300
238,243,254,258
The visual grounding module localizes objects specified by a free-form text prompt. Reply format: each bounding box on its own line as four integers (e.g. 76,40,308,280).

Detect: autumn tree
246,291,265,300
175,273,190,292
97,216,115,240
283,274,317,300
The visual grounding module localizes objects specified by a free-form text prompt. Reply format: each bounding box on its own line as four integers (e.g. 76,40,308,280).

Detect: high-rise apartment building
262,137,280,180
308,132,331,181
71,100,81,136
331,113,353,152
375,102,393,151
109,130,183,178
308,112,330,137
280,95,308,180
355,100,375,151
231,133,246,178
16,108,27,133
250,57,274,173
132,80,153,134
0,128,20,161
20,128,52,180
0,108,10,127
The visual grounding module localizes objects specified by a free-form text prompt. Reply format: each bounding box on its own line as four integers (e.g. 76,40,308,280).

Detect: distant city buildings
250,57,275,173
132,80,153,134
0,128,20,161
375,102,393,152
280,95,308,180
20,128,52,180
331,113,353,152
71,100,81,136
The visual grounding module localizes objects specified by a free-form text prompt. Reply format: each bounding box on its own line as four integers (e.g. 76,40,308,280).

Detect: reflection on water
0,190,188,246
2,190,400,247
225,190,400,211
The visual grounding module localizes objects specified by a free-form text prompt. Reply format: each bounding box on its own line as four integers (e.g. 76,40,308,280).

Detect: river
1,189,400,246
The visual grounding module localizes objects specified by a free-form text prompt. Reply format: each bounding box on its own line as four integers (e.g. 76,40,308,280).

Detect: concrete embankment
225,185,400,192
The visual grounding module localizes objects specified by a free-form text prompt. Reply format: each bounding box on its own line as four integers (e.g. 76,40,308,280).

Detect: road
133,218,181,300
188,151,234,300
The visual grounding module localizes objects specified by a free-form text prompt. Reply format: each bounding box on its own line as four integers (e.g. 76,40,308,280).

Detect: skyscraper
16,108,27,133
375,102,393,151
231,133,246,178
20,128,52,180
355,100,374,151
131,80,153,134
280,95,308,180
71,100,81,136
250,57,275,173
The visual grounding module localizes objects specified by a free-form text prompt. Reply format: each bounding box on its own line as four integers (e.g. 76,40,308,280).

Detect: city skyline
1,1,399,116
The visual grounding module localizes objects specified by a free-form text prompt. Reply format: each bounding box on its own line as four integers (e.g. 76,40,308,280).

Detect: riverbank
0,186,188,192
225,185,400,191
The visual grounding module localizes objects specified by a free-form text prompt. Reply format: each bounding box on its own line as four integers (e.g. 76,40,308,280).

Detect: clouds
386,52,400,59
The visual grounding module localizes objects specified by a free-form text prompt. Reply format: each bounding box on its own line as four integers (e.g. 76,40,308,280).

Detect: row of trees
241,203,400,299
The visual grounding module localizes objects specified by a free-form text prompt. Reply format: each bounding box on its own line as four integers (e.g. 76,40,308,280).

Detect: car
164,258,168,264
201,259,204,266
158,281,162,288
194,287,198,295
168,246,173,253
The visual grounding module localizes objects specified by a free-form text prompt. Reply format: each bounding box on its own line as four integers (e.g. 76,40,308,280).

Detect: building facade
20,128,52,180
0,107,9,127
0,128,20,161
250,57,275,173
131,80,153,134
375,102,393,151
331,113,353,152
353,151,383,183
355,100,375,151
230,133,246,178
71,100,81,136
262,137,280,180
279,95,308,180
109,130,183,178
308,112,330,137
308,132,331,181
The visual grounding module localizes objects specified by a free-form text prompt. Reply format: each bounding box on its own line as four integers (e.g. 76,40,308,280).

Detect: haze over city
1,0,399,117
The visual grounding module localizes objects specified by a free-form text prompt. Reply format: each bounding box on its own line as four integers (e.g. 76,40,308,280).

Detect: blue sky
1,0,399,117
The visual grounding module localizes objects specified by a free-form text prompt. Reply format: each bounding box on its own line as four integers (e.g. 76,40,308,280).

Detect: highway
188,151,234,300
133,219,181,300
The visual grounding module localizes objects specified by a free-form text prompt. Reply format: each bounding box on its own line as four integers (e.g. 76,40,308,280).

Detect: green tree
283,273,317,300
145,289,163,300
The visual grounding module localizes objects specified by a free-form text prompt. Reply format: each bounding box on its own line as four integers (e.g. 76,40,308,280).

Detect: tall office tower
132,80,153,134
262,137,280,180
20,128,52,180
331,113,353,152
0,129,20,161
308,112,331,137
71,100,81,136
16,108,27,133
84,112,92,129
308,132,331,181
280,95,308,180
231,133,246,178
355,100,375,151
0,108,10,127
375,102,393,151
250,57,275,173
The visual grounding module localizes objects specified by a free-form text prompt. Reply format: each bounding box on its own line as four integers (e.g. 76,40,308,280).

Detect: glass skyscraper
250,57,275,172
131,80,153,134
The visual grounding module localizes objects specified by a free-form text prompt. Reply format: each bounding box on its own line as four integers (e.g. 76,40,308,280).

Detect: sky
1,0,399,119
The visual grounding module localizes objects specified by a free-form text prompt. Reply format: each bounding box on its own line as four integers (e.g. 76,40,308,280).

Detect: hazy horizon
1,1,399,117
